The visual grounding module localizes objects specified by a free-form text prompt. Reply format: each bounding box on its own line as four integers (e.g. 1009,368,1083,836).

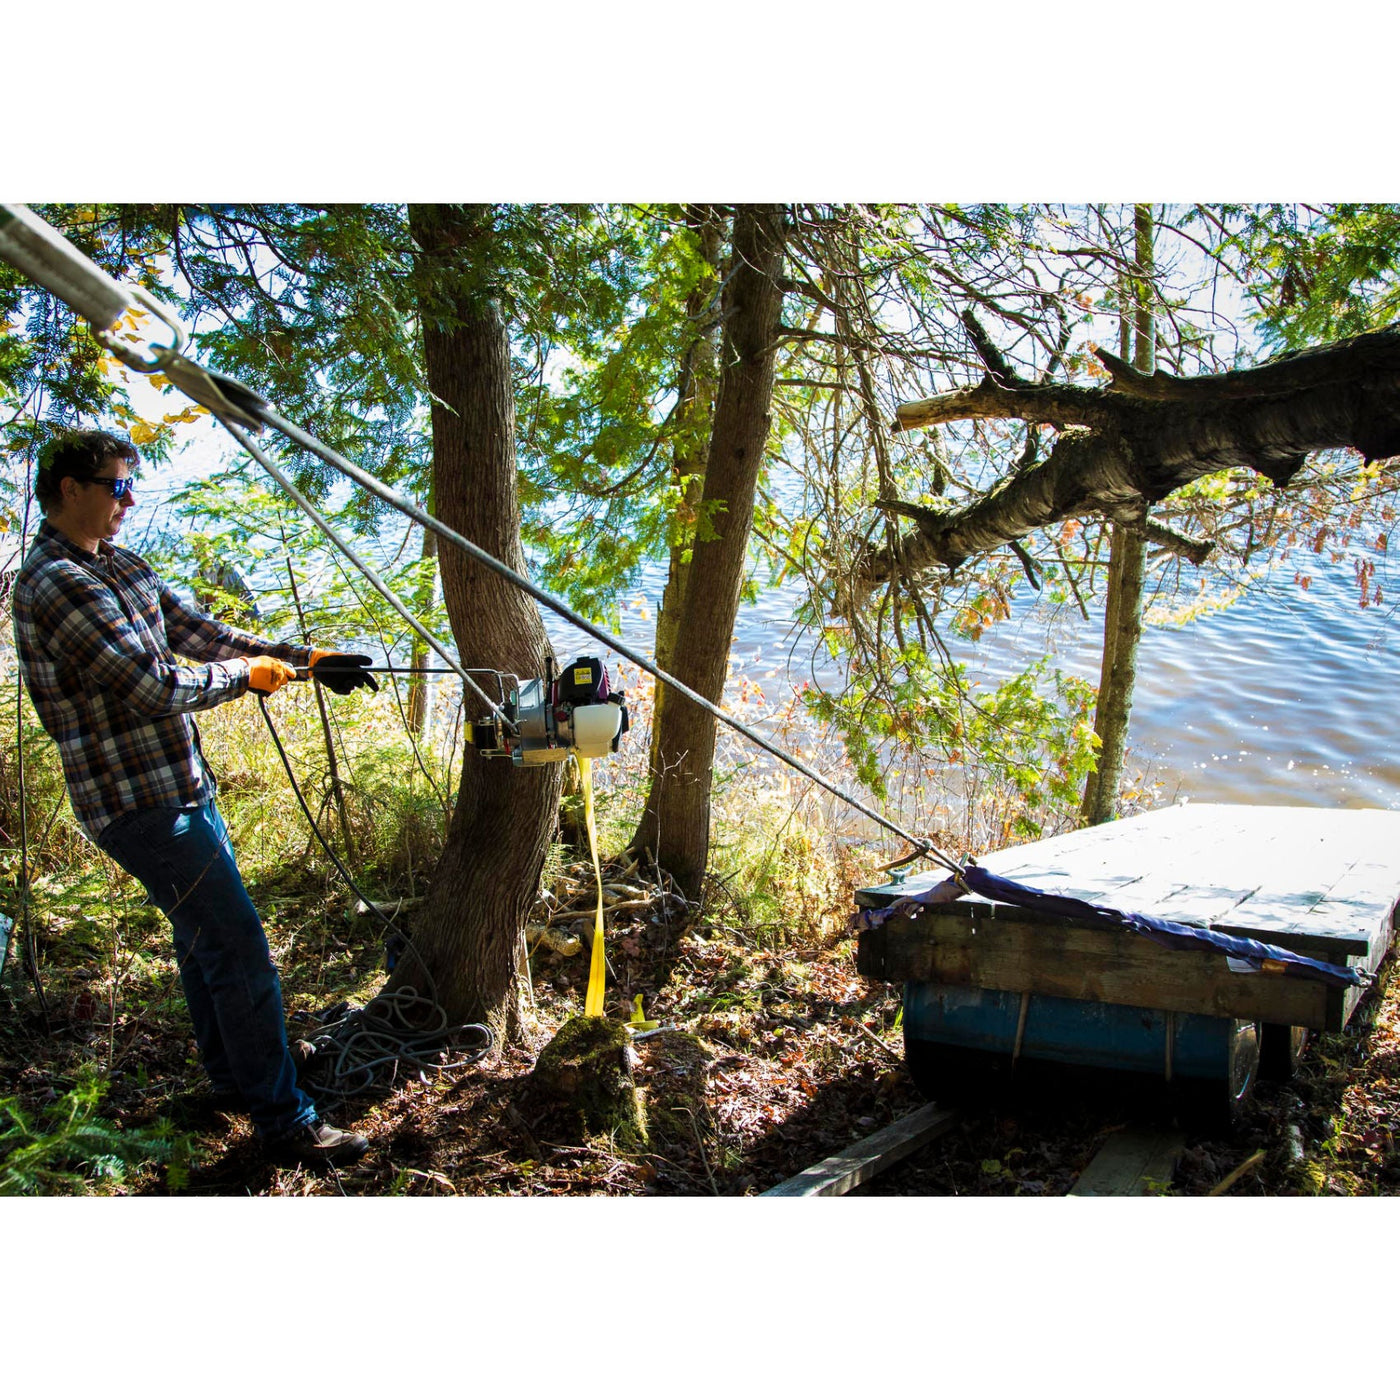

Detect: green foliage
0,205,191,465
805,653,1099,843
707,782,848,945
197,682,457,898
0,1069,187,1195
0,662,90,882
140,201,719,626
2,203,734,634
1221,203,1400,347
519,206,724,622
143,462,450,658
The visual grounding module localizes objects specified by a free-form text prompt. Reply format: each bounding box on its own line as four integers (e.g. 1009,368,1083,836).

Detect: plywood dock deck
856,804,1400,1032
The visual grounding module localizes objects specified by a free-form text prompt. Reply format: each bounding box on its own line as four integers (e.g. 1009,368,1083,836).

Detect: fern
0,1070,188,1195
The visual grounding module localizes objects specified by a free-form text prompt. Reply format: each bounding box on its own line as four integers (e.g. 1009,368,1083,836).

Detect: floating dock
855,803,1400,1107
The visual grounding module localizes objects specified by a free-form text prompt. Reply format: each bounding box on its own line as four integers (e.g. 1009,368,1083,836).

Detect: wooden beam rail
761,1102,959,1197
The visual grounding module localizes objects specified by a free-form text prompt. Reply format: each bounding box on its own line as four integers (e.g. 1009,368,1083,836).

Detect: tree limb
961,308,1028,386
862,322,1400,588
1142,519,1214,566
892,378,1114,433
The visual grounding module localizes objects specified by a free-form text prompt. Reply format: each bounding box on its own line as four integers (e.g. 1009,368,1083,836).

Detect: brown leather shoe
268,1120,369,1167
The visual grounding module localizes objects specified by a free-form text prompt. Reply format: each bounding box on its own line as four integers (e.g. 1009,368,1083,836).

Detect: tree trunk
648,206,725,780
630,204,786,902
389,204,562,1040
1082,205,1154,826
1081,514,1147,823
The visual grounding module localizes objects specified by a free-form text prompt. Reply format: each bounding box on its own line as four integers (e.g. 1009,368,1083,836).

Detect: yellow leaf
129,422,161,446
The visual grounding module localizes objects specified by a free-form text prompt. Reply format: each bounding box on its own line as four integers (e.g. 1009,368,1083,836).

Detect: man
12,430,377,1166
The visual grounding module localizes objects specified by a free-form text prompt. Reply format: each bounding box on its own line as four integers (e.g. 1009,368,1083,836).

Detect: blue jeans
97,800,318,1139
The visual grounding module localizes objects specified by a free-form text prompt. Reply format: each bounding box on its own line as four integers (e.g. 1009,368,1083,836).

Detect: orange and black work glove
248,656,297,695
308,650,379,695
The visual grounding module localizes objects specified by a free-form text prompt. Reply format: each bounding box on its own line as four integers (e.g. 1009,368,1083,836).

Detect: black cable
300,665,461,677
293,986,491,1106
256,693,493,1097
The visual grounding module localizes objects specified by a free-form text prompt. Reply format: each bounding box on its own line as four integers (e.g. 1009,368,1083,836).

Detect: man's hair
34,431,139,514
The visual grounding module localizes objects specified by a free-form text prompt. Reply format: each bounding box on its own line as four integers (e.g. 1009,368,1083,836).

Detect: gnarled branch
1142,519,1214,566
862,322,1400,589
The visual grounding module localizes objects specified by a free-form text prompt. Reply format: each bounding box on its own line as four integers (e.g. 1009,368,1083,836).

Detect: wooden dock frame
856,804,1400,1040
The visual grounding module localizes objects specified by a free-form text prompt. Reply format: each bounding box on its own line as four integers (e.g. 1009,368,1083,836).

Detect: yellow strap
579,755,608,1016
629,993,659,1032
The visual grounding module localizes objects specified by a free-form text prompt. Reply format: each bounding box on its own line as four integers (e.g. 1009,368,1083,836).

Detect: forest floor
3,844,1398,1198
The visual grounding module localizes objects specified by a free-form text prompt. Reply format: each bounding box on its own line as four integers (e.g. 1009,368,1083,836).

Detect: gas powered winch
470,655,628,766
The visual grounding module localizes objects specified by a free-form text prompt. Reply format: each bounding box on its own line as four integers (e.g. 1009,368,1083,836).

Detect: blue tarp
851,862,1365,989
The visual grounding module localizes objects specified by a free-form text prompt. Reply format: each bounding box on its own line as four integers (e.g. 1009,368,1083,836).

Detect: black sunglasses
74,474,135,501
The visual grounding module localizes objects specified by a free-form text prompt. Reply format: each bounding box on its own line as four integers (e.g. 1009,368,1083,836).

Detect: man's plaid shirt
12,520,311,841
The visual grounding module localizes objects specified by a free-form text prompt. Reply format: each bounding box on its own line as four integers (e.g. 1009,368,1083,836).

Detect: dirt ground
3,853,1398,1197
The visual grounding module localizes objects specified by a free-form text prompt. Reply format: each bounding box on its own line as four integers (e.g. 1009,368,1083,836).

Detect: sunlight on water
545,546,1400,813
1106,553,1400,808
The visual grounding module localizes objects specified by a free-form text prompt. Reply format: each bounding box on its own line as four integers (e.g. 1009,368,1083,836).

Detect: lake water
546,541,1400,814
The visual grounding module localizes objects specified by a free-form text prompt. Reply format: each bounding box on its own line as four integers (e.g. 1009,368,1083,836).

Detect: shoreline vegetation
3,669,1396,1197
7,202,1400,1195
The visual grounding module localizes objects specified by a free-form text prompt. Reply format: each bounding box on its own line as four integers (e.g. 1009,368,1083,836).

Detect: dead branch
1143,519,1214,566
862,322,1400,588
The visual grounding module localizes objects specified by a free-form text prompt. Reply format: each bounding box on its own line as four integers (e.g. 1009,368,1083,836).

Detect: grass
6,655,1398,1197
0,659,896,1193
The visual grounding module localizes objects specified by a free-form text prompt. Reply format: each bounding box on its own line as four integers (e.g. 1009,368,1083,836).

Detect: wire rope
218,416,517,732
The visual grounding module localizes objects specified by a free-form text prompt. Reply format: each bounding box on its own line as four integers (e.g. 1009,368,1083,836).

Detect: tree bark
389,204,562,1040
1080,514,1146,823
405,523,438,737
1082,205,1153,826
648,206,725,781
630,204,786,902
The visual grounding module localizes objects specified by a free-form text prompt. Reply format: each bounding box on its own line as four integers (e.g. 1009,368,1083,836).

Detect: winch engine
471,656,628,766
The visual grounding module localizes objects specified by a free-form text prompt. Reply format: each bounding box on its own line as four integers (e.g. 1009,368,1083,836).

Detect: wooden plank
760,1103,959,1197
985,803,1199,881
1212,908,1371,956
857,914,1332,1029
1296,878,1400,948
1068,1128,1185,1197
1196,809,1400,946
1113,878,1256,926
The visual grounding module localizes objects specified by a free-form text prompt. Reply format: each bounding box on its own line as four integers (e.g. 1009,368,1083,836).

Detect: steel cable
292,986,492,1105
248,404,963,876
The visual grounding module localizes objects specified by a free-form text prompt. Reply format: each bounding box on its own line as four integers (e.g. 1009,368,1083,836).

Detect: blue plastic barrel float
902,982,1260,1126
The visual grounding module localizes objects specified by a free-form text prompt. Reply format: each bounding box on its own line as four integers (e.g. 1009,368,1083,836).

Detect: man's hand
248,656,297,695
308,650,379,694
